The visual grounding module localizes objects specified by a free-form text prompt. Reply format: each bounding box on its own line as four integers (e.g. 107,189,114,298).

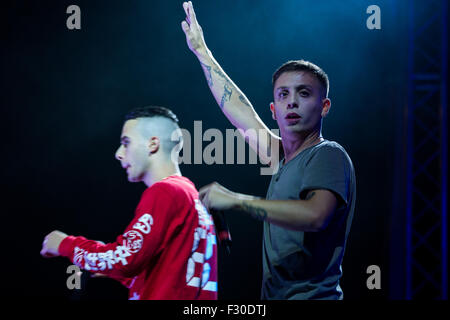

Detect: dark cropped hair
272,60,329,97
125,106,179,124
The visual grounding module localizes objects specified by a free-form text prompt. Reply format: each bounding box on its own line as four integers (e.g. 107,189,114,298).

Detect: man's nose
286,93,299,109
287,100,299,109
115,145,124,161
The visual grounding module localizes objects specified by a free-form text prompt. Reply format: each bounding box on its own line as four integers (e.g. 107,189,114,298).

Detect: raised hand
181,1,209,58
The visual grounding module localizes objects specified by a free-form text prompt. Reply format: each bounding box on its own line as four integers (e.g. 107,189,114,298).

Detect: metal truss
406,0,448,300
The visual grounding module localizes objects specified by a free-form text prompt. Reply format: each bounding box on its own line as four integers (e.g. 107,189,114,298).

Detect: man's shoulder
298,140,354,171
310,140,351,159
137,176,197,216
317,140,347,151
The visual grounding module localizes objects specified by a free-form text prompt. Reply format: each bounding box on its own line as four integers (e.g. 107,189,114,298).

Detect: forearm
59,234,137,278
233,197,321,232
195,50,258,129
182,2,277,163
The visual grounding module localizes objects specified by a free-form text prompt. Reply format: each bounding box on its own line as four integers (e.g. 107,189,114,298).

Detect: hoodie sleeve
58,183,174,281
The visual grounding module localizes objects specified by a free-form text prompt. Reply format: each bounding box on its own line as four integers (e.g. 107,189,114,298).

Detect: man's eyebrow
120,136,129,143
296,84,313,90
275,84,313,92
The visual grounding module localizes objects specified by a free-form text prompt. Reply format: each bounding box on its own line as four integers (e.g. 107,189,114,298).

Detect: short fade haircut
125,106,179,124
272,60,329,98
124,106,182,157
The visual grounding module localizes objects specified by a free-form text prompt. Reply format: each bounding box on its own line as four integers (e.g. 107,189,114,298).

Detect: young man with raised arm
181,1,356,300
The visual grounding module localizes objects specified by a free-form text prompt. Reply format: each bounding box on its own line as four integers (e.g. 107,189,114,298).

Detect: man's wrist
234,194,261,210
238,198,269,222
195,47,212,63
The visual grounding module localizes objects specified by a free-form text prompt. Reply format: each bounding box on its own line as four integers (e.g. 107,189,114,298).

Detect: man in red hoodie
40,106,218,300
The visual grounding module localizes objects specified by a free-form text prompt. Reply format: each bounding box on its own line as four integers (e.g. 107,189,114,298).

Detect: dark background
2,0,410,299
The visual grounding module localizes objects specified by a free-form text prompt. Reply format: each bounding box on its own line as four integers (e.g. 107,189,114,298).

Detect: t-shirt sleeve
58,183,175,280
299,145,352,208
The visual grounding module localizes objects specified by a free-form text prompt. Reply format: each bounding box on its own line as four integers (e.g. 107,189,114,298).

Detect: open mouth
285,113,301,120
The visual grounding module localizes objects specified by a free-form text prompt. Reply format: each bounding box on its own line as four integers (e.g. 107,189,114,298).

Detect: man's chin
283,123,304,133
127,175,141,183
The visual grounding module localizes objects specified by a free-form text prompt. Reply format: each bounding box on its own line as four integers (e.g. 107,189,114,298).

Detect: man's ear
321,98,331,118
270,102,277,120
148,137,160,154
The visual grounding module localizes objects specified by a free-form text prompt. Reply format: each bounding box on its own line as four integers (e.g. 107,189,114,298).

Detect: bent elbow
309,211,328,232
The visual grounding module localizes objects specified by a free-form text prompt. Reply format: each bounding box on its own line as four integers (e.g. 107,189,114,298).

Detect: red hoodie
59,175,218,300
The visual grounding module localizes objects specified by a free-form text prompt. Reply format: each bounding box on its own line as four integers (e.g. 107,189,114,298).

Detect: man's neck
143,162,181,187
282,130,324,163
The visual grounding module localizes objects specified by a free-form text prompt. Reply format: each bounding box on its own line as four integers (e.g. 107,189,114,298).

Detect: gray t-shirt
261,140,356,300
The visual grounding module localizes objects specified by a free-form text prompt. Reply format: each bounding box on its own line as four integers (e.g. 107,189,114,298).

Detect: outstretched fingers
181,20,189,34
183,2,191,25
188,2,197,25
183,2,199,28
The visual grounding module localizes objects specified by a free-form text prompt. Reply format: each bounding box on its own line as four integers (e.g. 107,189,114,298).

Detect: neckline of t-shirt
147,175,191,190
162,174,184,181
280,139,329,169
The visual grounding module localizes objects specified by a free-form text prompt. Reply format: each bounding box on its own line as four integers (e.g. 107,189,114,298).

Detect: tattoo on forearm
242,202,268,221
201,62,213,87
213,68,227,79
220,83,233,109
239,94,251,107
305,191,316,200
212,67,234,108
